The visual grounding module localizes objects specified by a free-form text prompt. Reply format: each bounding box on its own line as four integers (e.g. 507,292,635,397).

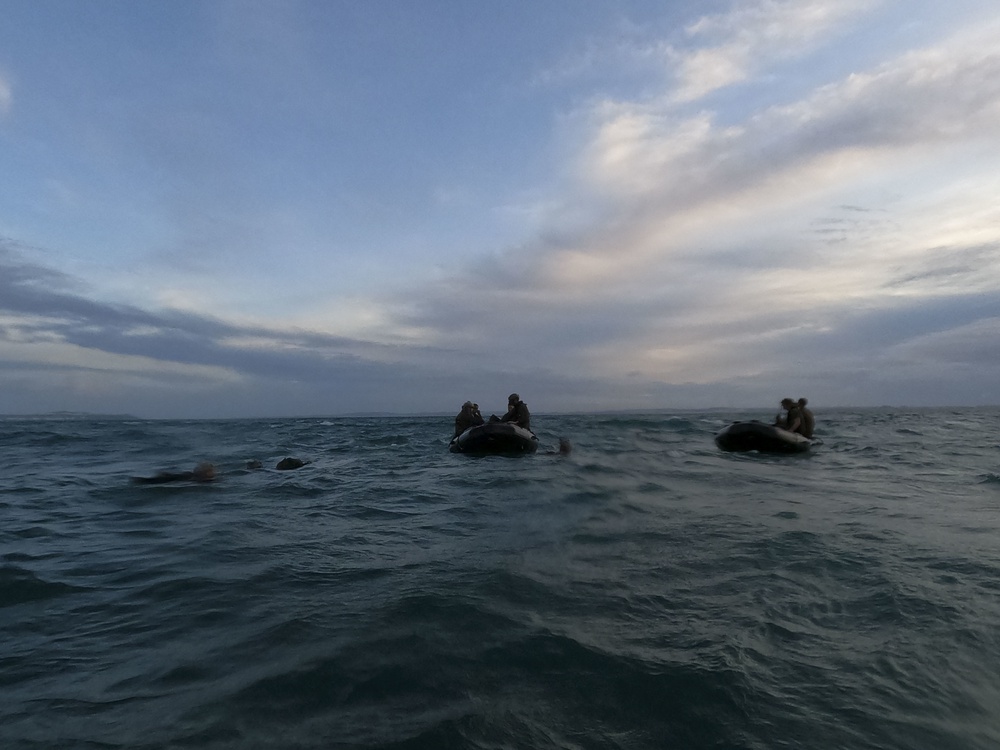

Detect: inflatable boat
450,422,538,455
714,421,812,454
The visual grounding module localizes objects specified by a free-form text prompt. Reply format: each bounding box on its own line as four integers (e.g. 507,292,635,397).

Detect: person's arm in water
132,462,215,484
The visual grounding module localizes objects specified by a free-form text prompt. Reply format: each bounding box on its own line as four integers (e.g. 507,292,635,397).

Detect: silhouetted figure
454,401,485,437
774,398,797,430
775,396,813,437
499,393,531,431
794,398,815,438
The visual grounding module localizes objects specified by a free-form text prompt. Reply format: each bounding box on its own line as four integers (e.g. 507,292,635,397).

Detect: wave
0,564,86,608
168,588,755,749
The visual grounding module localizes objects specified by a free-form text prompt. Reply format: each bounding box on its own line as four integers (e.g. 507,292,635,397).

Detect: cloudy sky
2,0,999,418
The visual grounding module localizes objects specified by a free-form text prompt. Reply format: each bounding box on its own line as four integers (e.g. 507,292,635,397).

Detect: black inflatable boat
450,422,538,454
714,421,812,454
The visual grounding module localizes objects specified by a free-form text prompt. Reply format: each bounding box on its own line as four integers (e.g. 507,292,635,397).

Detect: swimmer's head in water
192,462,216,481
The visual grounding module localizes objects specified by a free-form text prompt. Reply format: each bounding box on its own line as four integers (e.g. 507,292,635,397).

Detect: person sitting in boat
454,401,484,437
775,397,814,437
499,393,531,432
774,398,798,430
792,398,815,438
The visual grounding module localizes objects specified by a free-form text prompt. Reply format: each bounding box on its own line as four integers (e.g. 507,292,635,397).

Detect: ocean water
2,408,999,750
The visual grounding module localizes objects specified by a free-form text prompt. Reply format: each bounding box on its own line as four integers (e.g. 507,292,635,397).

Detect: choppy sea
2,408,999,749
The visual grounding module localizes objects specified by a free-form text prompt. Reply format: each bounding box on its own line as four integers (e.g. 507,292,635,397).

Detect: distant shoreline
0,411,139,421
1,405,996,422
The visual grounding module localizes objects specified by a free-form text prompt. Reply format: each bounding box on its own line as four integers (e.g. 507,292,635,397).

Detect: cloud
544,18,1000,289
886,316,1000,368
0,69,11,115
593,21,1000,197
530,27,673,90
673,0,882,101
765,36,1000,150
531,0,880,102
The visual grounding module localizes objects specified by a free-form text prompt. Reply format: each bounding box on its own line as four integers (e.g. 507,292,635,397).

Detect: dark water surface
2,409,999,749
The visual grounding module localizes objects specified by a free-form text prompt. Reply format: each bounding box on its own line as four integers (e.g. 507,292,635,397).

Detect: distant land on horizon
2,405,995,422
0,411,140,421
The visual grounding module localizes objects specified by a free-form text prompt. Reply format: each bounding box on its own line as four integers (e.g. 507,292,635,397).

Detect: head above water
780,398,795,408
192,462,216,482
508,393,520,404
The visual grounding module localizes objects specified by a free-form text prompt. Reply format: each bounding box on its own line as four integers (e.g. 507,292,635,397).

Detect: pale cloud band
674,0,882,101
0,70,11,115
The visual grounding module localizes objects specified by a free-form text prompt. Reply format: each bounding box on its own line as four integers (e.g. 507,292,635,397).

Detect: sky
2,0,1000,418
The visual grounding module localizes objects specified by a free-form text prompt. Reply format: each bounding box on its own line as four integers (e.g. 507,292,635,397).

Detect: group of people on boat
451,393,571,455
454,393,531,437
774,397,815,438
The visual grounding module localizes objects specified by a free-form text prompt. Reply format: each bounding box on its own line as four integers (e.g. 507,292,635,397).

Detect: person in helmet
499,392,531,431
